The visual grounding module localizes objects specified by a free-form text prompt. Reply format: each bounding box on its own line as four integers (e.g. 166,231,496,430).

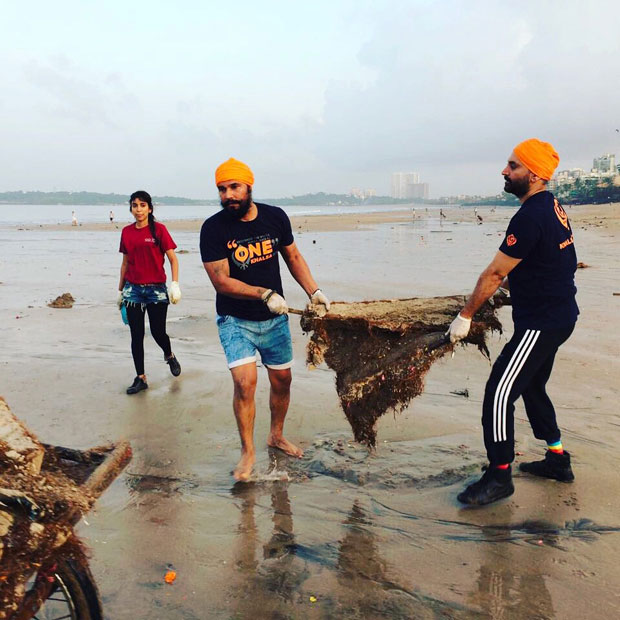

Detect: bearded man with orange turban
447,138,579,506
200,158,330,481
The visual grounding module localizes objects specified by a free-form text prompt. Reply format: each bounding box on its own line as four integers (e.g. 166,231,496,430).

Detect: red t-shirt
119,221,177,284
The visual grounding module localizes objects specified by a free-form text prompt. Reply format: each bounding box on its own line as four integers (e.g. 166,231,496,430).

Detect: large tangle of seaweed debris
300,294,510,447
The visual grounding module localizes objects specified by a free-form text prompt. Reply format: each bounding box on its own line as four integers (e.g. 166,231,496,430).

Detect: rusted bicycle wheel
18,557,102,620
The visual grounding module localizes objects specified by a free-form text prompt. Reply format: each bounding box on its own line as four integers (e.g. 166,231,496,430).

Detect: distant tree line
462,178,620,207
2,182,617,208
0,190,215,206
0,190,413,207
556,178,620,205
461,193,520,207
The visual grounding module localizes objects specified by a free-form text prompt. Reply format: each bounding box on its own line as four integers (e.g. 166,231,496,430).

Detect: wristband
310,288,320,297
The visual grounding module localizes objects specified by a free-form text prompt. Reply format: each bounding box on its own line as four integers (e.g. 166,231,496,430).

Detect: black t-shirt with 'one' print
200,203,294,321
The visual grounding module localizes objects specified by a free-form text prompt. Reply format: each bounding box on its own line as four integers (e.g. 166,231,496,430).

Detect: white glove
261,289,288,315
447,313,472,344
117,291,124,309
307,288,331,312
168,281,181,304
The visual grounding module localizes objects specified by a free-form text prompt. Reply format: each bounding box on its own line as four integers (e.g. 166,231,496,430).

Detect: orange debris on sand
164,570,177,584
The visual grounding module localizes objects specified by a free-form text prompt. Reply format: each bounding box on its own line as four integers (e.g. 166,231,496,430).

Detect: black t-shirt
200,203,294,321
499,191,579,330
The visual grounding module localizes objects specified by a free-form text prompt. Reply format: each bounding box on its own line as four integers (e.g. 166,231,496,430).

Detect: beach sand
2,203,619,618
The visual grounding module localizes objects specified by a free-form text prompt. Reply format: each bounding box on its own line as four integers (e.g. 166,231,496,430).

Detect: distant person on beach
109,210,114,223
200,158,330,481
71,211,78,226
447,138,578,506
118,190,182,394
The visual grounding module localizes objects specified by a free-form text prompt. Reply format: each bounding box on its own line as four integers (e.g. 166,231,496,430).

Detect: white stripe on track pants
481,324,574,465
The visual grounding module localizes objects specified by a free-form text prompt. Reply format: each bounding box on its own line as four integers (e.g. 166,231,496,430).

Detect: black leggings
126,302,172,375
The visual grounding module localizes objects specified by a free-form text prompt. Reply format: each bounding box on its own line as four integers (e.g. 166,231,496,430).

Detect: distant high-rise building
592,153,616,175
391,172,428,199
349,188,377,199
391,172,419,198
410,183,429,199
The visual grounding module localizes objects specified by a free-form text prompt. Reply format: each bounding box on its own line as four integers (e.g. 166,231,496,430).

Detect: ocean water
0,202,425,227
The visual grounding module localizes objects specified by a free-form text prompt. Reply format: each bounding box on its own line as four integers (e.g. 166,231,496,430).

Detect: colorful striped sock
547,440,563,454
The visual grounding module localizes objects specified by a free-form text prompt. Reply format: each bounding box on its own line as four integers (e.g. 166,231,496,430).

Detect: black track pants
482,325,574,466
126,302,172,375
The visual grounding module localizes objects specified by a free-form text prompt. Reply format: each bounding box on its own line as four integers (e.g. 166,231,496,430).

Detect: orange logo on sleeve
554,199,570,230
506,234,517,246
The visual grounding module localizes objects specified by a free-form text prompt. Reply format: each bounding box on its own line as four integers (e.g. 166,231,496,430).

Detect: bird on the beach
476,213,483,225
440,208,446,219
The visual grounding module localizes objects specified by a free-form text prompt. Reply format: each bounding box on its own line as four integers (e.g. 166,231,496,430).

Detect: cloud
23,56,132,128
294,1,620,194
3,1,620,197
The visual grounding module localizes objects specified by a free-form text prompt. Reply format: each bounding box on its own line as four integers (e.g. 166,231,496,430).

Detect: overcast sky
2,0,619,198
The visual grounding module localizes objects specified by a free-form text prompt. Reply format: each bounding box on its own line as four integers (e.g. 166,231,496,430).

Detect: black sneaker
127,376,148,394
166,355,181,377
457,466,514,506
519,450,574,482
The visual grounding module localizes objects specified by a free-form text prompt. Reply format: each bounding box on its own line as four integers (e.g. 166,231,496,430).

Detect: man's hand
117,291,124,309
307,288,330,312
261,289,289,315
447,313,472,344
169,281,182,304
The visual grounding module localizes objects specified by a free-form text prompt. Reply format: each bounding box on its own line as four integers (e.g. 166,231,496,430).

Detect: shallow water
0,202,420,227
2,209,620,618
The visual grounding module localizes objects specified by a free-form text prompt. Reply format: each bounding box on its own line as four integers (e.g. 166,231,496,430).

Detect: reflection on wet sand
336,501,388,603
229,481,309,618
228,482,486,619
333,502,486,619
468,525,554,620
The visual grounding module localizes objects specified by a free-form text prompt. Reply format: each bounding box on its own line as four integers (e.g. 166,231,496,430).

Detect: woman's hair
129,190,159,247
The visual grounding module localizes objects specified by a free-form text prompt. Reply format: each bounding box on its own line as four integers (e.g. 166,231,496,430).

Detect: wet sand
2,203,620,618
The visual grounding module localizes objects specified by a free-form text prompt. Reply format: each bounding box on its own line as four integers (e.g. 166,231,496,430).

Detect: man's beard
504,176,530,198
221,191,252,219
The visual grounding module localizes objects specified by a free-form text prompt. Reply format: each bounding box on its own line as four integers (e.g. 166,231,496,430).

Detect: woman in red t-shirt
118,190,182,394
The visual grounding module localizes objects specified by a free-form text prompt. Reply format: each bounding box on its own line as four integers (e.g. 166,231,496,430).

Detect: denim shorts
122,282,169,307
216,314,293,370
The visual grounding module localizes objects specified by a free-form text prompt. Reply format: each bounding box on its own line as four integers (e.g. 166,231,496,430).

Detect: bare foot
233,451,255,482
267,435,304,458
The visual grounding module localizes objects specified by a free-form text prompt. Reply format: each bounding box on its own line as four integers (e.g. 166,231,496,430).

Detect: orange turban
215,158,254,187
513,138,560,181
